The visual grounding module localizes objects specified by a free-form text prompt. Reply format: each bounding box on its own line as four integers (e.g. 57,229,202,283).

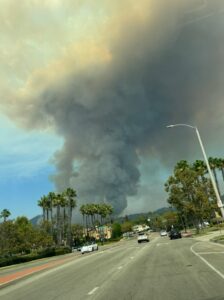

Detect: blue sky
0,114,62,218
1,1,224,218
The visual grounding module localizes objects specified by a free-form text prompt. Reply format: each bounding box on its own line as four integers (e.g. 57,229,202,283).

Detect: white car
137,233,149,243
81,242,98,254
160,230,167,237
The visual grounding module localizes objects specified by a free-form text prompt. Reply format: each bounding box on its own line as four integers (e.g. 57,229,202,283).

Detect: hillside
30,207,172,225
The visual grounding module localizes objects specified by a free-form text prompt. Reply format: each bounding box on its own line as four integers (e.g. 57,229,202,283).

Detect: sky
1,0,224,219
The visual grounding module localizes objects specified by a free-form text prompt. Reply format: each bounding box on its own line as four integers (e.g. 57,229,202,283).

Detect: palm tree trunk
62,207,66,244
221,168,224,182
85,215,88,238
82,214,85,238
82,214,85,227
213,169,221,196
91,215,94,228
43,208,46,222
67,205,72,247
57,205,61,245
46,209,49,222
50,207,53,236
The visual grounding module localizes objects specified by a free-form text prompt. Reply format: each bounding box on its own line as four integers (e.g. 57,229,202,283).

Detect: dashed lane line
88,287,99,296
156,243,169,247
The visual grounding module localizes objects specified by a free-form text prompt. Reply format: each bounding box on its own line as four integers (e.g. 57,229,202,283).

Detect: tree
111,223,122,239
14,216,34,253
71,224,84,245
193,160,207,179
63,188,77,247
59,193,68,244
0,209,11,222
0,215,54,257
0,220,17,255
38,196,48,222
79,203,113,240
165,160,217,232
52,194,63,245
162,211,179,230
47,192,56,234
98,203,113,225
121,221,133,233
208,157,221,196
150,215,164,230
217,158,224,183
80,204,86,228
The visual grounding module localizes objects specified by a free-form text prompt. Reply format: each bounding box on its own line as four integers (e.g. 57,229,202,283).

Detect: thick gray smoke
2,0,224,214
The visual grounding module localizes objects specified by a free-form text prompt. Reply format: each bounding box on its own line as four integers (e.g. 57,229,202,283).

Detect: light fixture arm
167,123,224,218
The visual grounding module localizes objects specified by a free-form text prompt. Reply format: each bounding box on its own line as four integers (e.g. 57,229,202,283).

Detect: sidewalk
194,230,224,242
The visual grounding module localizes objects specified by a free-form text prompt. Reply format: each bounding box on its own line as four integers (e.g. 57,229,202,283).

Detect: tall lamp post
166,123,224,219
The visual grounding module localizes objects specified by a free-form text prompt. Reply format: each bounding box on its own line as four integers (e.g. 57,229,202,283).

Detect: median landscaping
211,235,224,245
0,247,71,268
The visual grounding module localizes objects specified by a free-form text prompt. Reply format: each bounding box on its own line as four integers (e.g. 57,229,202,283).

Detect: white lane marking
197,251,224,255
208,241,224,248
118,266,123,270
191,243,224,280
88,287,99,295
156,243,169,246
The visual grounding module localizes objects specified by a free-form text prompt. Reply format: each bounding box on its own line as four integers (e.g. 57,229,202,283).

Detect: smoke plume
1,0,224,213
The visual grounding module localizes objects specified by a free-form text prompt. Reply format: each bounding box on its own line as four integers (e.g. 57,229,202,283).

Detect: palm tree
174,160,189,172
217,158,224,182
63,188,77,247
87,203,95,228
106,204,113,221
80,204,86,228
209,157,221,196
95,204,101,224
0,209,11,222
53,193,63,245
38,195,48,222
91,204,99,226
99,203,109,225
47,192,56,222
85,204,92,236
45,197,52,222
47,192,56,235
193,160,207,179
80,204,90,238
60,194,68,245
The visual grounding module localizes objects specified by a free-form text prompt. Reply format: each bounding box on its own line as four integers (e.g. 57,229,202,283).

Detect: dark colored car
169,230,182,240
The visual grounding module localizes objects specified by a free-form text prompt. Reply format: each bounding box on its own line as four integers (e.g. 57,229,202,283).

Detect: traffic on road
1,232,224,300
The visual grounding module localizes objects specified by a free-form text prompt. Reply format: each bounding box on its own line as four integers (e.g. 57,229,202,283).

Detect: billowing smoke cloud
1,0,224,213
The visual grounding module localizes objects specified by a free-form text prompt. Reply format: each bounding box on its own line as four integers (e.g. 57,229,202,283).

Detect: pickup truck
137,233,149,243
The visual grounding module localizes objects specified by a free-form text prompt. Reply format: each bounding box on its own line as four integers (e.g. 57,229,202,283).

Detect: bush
0,247,71,267
212,235,224,245
112,223,122,239
55,246,71,255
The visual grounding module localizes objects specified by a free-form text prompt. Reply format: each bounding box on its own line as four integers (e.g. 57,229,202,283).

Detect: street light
166,123,224,219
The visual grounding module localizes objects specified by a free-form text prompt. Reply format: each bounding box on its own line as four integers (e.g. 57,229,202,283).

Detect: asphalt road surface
1,235,224,300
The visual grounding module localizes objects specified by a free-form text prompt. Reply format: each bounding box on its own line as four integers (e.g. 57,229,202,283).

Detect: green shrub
0,247,71,267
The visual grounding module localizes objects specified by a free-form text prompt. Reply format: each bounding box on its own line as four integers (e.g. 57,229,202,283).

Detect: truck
137,232,149,243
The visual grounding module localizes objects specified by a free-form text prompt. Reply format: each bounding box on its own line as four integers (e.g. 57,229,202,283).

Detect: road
1,235,224,300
